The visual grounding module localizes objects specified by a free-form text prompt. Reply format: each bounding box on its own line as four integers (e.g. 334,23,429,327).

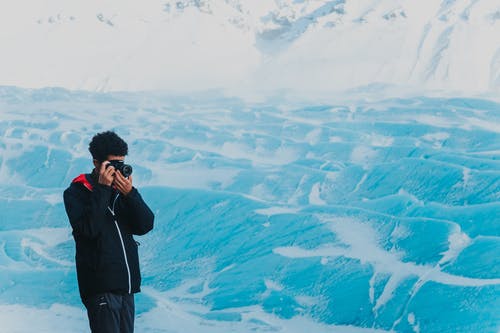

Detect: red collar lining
72,174,93,191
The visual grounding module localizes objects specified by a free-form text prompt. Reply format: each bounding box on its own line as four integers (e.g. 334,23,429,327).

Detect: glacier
0,0,500,332
0,87,498,332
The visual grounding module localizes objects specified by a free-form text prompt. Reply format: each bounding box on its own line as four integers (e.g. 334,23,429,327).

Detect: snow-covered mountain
0,0,499,95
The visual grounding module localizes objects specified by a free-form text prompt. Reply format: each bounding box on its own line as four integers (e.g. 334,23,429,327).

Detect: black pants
83,292,135,333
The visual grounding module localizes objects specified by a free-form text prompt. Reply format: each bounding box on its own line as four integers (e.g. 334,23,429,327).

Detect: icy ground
0,87,499,332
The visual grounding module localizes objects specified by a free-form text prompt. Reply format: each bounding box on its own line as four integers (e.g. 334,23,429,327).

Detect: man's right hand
98,161,115,186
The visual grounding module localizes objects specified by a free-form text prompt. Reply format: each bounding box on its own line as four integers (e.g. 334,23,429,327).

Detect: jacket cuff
96,183,113,191
124,187,139,199
95,183,113,198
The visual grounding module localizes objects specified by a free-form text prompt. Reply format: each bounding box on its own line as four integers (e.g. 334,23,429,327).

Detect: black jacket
63,172,154,299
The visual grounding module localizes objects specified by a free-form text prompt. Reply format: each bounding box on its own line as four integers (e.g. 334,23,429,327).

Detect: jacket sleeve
63,183,113,239
122,187,154,235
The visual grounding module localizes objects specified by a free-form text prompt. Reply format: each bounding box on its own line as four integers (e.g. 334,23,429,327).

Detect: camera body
106,160,133,178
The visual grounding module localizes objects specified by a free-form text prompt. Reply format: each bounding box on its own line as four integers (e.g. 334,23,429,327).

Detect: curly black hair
88,131,128,162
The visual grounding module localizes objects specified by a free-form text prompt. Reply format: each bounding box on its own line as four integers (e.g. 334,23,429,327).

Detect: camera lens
121,164,133,178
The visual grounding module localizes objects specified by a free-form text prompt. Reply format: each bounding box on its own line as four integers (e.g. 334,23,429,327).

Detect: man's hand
114,171,133,196
98,161,115,186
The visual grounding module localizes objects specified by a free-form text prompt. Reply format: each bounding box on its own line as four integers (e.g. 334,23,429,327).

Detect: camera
106,160,133,178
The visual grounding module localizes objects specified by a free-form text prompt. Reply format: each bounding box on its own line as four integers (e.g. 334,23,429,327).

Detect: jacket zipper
108,193,132,294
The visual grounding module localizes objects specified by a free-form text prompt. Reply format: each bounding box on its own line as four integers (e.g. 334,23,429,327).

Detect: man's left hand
114,172,133,196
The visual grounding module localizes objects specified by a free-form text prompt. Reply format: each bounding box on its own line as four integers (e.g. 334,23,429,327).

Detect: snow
0,0,499,97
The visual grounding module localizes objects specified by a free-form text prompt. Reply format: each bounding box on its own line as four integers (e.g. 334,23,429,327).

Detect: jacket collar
72,173,93,191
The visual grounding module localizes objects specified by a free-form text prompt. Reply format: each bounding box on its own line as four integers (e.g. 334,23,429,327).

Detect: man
63,131,154,333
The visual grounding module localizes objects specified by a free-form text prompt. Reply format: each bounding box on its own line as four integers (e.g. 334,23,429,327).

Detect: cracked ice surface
0,87,499,332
